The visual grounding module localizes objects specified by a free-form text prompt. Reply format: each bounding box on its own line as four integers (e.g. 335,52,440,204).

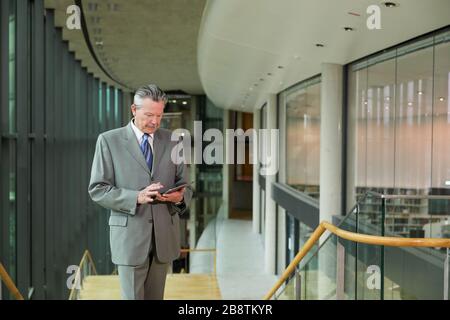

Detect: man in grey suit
88,84,192,300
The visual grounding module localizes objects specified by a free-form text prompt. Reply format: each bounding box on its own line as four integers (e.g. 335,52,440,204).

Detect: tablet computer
162,183,188,195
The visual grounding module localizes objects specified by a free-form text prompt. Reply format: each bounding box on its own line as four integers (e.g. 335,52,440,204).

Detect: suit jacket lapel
152,129,166,176
123,122,151,174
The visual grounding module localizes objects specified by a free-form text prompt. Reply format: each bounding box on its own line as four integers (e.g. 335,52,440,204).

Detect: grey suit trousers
117,223,169,300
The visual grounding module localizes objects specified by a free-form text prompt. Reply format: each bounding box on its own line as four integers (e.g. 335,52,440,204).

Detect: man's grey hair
133,84,168,107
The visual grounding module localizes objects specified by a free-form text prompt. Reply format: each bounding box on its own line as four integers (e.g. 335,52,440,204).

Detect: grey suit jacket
88,122,192,266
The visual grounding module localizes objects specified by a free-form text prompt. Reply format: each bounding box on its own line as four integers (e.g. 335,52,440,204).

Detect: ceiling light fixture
439,97,445,101
344,27,354,31
418,91,423,95
383,2,398,8
182,101,187,105
316,43,324,47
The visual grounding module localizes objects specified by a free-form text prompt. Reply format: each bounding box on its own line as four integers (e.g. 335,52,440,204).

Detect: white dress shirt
131,119,154,152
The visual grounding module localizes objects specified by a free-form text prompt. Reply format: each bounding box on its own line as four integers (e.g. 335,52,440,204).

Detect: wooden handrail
0,263,24,300
68,250,98,300
264,221,450,300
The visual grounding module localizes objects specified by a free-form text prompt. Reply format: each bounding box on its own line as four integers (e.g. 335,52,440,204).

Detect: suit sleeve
88,134,140,215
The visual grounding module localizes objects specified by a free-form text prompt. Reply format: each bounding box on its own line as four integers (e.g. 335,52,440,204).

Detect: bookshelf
355,187,450,237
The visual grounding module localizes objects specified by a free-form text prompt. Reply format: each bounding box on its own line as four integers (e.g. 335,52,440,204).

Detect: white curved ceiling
198,0,450,111
45,0,206,94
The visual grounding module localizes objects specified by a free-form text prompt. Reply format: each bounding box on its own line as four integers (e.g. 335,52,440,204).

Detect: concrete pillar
223,109,231,219
277,93,287,274
252,110,260,234
319,63,343,224
264,94,278,274
319,63,344,299
189,96,198,249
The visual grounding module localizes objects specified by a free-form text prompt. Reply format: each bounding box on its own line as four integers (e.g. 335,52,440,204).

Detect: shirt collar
131,119,153,143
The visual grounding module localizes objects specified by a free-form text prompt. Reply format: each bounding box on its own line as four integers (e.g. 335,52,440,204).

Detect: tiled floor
214,218,278,300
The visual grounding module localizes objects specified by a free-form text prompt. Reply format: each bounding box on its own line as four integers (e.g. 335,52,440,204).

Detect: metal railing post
444,248,449,300
294,272,301,300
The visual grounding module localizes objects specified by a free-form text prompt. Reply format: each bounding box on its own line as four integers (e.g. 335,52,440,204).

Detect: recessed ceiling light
182,101,187,105
364,101,368,105
344,27,354,31
408,102,413,106
316,43,324,47
383,2,398,8
385,97,390,101
173,99,177,103
445,180,450,186
418,91,423,95
439,97,445,101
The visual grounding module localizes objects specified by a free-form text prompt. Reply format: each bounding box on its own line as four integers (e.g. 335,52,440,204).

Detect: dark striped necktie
140,133,153,171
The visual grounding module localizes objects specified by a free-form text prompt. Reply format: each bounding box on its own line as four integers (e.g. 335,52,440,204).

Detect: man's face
131,98,165,134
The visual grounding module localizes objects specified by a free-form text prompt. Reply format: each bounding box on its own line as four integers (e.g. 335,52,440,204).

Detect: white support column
319,63,343,298
277,92,287,274
265,94,278,274
222,109,231,219
252,110,260,234
320,63,343,224
189,96,198,249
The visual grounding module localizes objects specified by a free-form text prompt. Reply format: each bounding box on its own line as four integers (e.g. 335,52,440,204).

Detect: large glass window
347,30,450,238
8,6,15,134
282,77,321,199
114,88,119,126
106,86,111,127
98,84,103,125
348,30,450,203
432,34,450,192
8,0,17,284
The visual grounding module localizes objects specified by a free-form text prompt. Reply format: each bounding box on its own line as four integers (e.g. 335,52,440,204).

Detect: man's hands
137,183,163,204
157,187,185,204
137,183,185,204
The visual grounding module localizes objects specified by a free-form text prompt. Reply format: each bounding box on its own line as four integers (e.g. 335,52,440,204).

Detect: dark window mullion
15,0,31,298
30,0,45,300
